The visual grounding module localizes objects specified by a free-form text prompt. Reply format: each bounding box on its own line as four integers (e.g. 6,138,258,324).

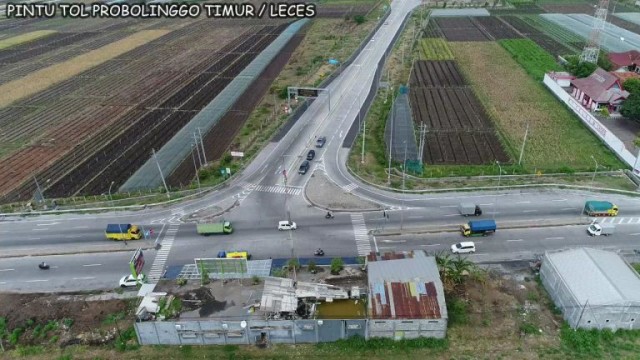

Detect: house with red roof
608,50,640,73
570,68,630,113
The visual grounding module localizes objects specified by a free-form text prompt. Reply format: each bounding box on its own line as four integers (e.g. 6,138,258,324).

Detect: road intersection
1,0,639,292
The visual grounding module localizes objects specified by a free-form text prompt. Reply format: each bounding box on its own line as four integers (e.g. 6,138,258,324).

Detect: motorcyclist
315,248,324,255
326,211,333,218
39,262,48,268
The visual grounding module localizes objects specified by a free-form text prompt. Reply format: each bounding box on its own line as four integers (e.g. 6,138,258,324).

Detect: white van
451,241,476,254
278,221,297,231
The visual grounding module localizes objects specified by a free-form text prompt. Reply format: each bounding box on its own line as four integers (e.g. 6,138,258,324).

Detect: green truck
196,221,233,235
584,201,618,217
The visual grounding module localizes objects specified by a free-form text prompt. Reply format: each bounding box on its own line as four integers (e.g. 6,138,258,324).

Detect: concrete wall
134,318,446,345
543,74,640,175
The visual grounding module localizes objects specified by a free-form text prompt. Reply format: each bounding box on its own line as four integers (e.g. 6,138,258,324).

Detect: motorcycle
314,249,325,256
38,262,50,270
325,212,334,219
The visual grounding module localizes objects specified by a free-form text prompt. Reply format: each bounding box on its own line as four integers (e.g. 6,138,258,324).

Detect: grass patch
450,42,624,173
103,312,127,325
0,29,169,109
417,38,454,60
0,30,56,50
559,325,640,359
633,263,640,274
499,38,562,81
447,298,469,326
316,336,448,354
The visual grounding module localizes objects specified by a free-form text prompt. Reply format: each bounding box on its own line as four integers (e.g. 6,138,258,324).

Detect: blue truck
460,219,496,237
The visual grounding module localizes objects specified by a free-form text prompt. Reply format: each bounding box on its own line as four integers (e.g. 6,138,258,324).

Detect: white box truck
587,223,615,236
459,203,482,217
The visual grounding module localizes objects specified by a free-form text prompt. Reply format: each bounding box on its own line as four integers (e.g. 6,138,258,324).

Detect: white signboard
230,151,244,157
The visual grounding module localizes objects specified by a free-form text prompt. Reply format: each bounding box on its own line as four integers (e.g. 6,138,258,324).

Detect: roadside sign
230,151,244,157
226,167,231,175
129,248,145,277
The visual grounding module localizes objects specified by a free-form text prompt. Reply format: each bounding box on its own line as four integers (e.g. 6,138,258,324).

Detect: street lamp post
493,161,502,220
387,91,395,185
108,181,115,209
590,155,598,188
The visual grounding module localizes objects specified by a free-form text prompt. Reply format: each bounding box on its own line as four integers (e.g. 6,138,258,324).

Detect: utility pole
152,149,170,199
197,127,207,165
191,145,201,190
400,141,407,230
493,161,502,220
361,116,366,164
518,122,530,166
387,94,395,185
418,123,427,164
193,133,203,167
590,155,599,187
33,176,44,204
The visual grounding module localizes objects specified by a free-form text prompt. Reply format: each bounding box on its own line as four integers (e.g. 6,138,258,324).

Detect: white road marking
472,253,488,256
545,237,565,240
36,222,59,226
516,201,531,204
28,237,41,240
507,239,524,242
65,235,82,239
562,207,576,211
0,269,15,272
82,264,102,267
522,210,538,213
443,213,460,217
439,205,457,208
0,282,5,285
479,203,493,206
629,233,640,236
420,244,441,247
381,239,406,243
378,246,396,250
552,199,568,202
0,231,8,233
26,280,48,283
32,228,48,231
72,226,89,229
72,277,95,280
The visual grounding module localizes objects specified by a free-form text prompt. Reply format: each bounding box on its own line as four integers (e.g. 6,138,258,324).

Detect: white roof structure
260,277,350,313
545,248,640,305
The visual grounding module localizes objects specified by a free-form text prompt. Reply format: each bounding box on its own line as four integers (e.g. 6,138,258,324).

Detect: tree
624,78,640,95
330,258,344,275
621,93,640,121
597,52,612,71
564,56,597,78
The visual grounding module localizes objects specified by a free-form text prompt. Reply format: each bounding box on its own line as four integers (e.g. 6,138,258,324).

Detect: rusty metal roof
367,255,446,320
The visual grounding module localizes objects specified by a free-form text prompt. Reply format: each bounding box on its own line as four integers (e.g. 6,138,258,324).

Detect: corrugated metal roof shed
545,248,640,306
367,255,446,320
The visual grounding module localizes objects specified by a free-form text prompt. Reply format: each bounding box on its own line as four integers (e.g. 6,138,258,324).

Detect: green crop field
519,15,585,51
450,42,624,173
418,38,454,60
499,39,562,81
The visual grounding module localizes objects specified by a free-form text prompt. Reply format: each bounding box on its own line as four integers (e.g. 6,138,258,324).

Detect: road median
373,218,592,236
0,241,155,259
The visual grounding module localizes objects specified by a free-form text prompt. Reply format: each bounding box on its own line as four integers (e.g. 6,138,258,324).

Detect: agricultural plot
435,17,490,41
541,13,640,53
450,42,623,172
409,60,509,165
539,4,597,14
489,3,545,15
417,38,454,60
0,18,291,202
471,16,523,39
500,15,576,56
498,39,562,80
519,15,585,51
424,21,444,38
315,3,376,18
609,16,640,37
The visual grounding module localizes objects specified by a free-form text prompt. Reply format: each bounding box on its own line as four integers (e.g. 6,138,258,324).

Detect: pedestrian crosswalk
342,183,358,193
596,217,640,225
148,223,179,282
252,184,302,196
351,213,372,256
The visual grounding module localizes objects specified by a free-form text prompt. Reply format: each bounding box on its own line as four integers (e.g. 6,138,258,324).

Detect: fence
134,317,447,345
135,319,367,345
543,74,640,175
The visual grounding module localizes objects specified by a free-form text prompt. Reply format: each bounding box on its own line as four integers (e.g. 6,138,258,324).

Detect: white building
540,248,640,330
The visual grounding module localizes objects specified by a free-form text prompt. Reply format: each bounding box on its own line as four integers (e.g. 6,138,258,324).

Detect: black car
315,136,326,148
307,149,315,160
298,160,310,175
